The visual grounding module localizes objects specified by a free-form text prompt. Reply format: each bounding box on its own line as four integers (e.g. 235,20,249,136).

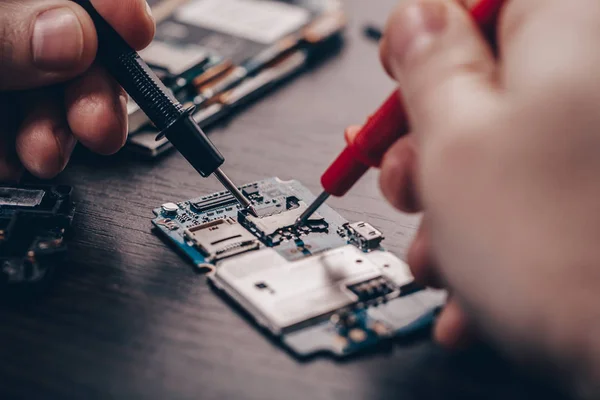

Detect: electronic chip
152,178,445,358
242,185,260,198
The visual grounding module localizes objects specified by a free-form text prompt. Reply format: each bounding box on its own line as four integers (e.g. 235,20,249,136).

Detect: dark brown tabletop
0,1,571,399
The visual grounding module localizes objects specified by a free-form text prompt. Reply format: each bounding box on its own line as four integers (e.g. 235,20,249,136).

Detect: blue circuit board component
153,178,348,269
152,178,445,358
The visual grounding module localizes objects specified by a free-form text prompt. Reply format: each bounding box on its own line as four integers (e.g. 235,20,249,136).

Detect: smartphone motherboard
153,178,444,358
129,0,346,157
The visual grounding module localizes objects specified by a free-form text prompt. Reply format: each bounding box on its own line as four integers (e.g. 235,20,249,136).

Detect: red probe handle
321,93,407,196
321,0,505,197
471,0,505,29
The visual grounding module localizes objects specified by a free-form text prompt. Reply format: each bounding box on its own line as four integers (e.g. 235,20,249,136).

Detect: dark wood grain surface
0,1,570,399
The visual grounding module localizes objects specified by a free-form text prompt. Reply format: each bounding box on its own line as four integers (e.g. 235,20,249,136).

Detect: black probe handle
73,0,225,177
73,0,183,129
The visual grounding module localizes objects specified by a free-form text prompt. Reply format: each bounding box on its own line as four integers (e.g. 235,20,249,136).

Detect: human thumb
0,0,98,90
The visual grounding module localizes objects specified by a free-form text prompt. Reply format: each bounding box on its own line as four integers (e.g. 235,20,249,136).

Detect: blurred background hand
376,0,600,394
0,0,155,180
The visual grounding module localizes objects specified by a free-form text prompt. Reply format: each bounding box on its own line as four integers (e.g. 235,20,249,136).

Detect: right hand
375,0,600,396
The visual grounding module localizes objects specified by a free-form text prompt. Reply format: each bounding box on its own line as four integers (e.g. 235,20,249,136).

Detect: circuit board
128,0,346,157
153,178,445,358
0,185,75,293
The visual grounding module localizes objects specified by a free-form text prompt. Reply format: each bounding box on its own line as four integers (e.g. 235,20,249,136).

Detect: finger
457,0,482,8
434,296,474,349
65,65,128,155
0,0,96,90
0,95,24,181
499,0,600,91
0,136,24,182
382,0,498,134
89,0,155,50
407,218,446,289
379,135,421,213
406,220,445,288
379,0,483,80
379,33,394,79
408,225,475,349
0,0,154,90
17,88,77,179
344,125,361,143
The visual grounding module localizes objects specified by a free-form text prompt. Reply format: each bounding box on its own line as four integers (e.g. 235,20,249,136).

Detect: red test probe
295,0,505,226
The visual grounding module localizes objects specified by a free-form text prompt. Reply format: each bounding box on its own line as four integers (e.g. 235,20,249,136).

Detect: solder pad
152,178,445,358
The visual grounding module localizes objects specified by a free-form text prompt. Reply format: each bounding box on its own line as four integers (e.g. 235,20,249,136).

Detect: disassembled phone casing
0,185,75,292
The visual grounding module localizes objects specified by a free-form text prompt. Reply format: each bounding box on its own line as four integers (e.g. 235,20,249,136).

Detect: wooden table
0,1,570,398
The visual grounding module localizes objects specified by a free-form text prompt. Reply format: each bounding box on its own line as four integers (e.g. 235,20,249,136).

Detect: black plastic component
363,24,383,42
347,277,397,303
163,113,225,177
242,186,260,198
191,194,237,213
285,196,300,210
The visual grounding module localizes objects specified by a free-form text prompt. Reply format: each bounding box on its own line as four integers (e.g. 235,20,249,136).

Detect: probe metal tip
246,204,259,218
213,168,257,217
295,191,330,227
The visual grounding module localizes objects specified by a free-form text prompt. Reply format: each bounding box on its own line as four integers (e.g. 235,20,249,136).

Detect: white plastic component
175,0,311,44
211,245,415,334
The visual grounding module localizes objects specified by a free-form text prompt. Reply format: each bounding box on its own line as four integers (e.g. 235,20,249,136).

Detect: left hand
0,0,156,180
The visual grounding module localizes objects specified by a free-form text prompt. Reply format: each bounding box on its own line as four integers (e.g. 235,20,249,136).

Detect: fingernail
344,126,361,144
33,8,84,71
54,125,77,174
119,92,130,137
389,1,447,65
145,1,155,23
62,135,78,166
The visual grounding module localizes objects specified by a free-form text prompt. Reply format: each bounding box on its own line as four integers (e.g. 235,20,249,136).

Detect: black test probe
73,0,257,216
